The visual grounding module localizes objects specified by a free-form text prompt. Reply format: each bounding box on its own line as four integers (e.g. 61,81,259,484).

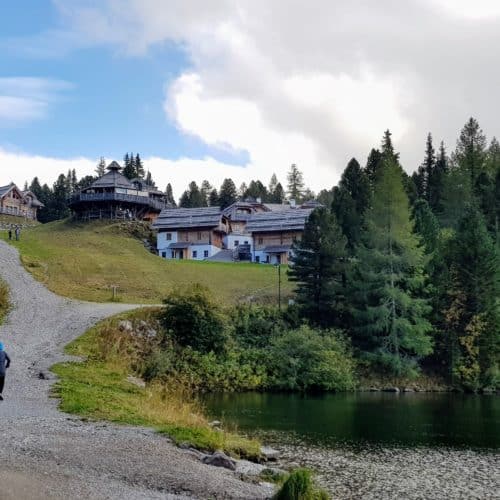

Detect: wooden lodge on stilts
68,161,167,222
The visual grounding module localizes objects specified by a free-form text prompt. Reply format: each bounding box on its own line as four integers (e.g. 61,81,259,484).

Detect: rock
369,387,380,392
202,451,237,471
235,460,267,476
126,376,146,388
209,420,222,428
118,320,133,332
261,446,280,461
403,387,414,392
382,387,400,393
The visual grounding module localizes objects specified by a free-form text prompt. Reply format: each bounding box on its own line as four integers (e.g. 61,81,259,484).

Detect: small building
246,208,314,264
153,206,225,260
0,183,44,220
68,161,167,221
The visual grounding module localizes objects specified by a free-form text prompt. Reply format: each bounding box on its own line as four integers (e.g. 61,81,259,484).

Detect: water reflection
204,392,499,449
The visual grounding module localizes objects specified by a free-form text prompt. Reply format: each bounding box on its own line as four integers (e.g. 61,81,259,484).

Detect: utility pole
276,263,281,311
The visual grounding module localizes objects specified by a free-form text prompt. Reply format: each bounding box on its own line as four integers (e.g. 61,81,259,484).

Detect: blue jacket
0,351,11,376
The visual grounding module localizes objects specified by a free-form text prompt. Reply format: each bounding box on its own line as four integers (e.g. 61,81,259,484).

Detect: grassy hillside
0,214,39,226
2,220,292,304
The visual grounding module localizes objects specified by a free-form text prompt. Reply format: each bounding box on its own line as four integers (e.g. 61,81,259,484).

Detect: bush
268,326,356,391
274,469,329,500
160,284,228,354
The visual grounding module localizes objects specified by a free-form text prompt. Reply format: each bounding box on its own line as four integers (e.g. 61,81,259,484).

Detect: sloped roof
23,190,45,208
246,208,313,233
0,183,15,198
153,206,222,230
87,162,134,190
263,203,294,212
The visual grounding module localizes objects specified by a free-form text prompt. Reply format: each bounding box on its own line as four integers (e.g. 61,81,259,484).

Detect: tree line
290,118,499,391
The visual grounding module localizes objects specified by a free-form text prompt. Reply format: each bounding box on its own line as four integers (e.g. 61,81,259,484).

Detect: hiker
0,342,11,401
15,226,20,241
8,227,12,240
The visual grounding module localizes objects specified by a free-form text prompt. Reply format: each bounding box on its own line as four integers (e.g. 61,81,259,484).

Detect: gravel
0,240,272,499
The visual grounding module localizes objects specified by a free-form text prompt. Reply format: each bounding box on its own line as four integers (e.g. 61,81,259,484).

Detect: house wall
252,231,301,251
0,189,37,219
253,250,291,265
223,233,252,250
157,230,178,252
157,229,222,260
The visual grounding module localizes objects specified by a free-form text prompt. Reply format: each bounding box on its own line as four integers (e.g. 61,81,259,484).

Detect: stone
118,320,133,332
403,387,414,393
126,376,146,388
202,451,237,471
209,420,222,428
261,446,280,461
382,387,400,393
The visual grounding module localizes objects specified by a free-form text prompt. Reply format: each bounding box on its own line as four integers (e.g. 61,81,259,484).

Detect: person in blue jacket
0,342,11,400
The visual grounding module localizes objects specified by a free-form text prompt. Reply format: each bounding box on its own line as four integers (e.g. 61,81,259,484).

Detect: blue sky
1,1,499,196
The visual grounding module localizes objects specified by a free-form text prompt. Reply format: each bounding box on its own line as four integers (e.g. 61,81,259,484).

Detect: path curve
0,240,270,499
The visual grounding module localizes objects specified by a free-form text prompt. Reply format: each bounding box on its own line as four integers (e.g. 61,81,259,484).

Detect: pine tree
350,159,433,375
208,188,219,206
412,199,440,254
245,180,267,201
289,207,348,327
440,165,473,229
443,207,500,389
453,117,487,186
365,148,383,186
331,158,370,252
135,153,145,179
218,178,237,209
238,182,247,199
273,183,285,204
96,157,106,177
200,180,212,207
268,173,278,197
123,153,136,179
287,164,305,201
428,141,448,214
165,183,176,206
145,171,155,187
188,181,204,207
485,137,500,176
413,133,436,201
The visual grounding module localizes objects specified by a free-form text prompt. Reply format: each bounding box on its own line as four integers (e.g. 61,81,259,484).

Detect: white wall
157,230,178,252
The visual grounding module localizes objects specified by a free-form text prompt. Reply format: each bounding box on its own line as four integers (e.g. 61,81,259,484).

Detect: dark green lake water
204,392,500,449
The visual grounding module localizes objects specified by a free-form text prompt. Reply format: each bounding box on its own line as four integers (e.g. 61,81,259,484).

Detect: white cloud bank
3,0,500,196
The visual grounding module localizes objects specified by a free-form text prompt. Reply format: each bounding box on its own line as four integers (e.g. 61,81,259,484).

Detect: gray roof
0,183,14,198
246,208,313,233
263,245,292,253
263,203,294,212
153,206,222,230
86,162,134,191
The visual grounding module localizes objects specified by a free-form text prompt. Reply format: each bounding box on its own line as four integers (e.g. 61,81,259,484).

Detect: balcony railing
69,192,167,210
0,206,35,219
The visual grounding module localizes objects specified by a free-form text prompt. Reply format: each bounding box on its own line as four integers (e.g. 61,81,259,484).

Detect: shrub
268,325,356,391
160,284,228,354
274,469,329,500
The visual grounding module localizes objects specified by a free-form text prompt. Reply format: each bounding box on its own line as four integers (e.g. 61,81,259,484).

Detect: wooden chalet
68,161,167,221
152,206,225,260
0,183,44,220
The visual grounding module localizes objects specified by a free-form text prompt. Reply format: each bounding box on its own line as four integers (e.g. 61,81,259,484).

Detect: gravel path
0,241,271,499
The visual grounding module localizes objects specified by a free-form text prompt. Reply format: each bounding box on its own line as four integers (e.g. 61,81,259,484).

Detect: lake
204,392,500,449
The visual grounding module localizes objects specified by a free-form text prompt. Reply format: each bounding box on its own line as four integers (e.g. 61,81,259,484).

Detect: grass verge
51,311,261,460
2,219,292,304
0,279,9,325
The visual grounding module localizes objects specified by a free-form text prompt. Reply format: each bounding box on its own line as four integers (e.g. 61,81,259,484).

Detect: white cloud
0,77,72,125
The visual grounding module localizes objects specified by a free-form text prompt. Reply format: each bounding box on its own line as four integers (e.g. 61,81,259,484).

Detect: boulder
261,446,280,461
126,375,146,388
202,451,237,471
208,420,222,428
118,320,133,332
382,387,400,393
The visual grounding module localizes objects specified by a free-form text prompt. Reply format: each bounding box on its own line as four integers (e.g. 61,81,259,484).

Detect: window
166,233,172,241
171,251,175,258
204,250,209,258
161,252,166,258
265,255,270,263
234,240,239,247
258,237,263,245
244,240,248,245
197,232,202,240
255,256,260,263
192,250,198,258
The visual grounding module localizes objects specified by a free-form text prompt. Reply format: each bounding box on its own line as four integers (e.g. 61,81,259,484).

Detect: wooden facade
0,183,43,220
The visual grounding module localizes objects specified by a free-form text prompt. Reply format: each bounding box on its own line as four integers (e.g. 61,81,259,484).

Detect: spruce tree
123,153,136,179
485,137,500,177
289,207,348,327
287,163,305,201
273,183,285,204
412,199,440,254
200,180,212,207
443,207,500,389
208,188,219,207
96,157,106,177
218,178,237,209
350,159,433,375
165,183,176,206
135,153,145,179
331,158,371,252
365,148,383,186
428,141,448,214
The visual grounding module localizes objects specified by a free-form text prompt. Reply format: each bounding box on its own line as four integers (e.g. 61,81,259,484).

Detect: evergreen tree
412,199,440,254
273,183,285,204
145,170,155,187
443,207,500,389
123,153,136,179
289,207,348,328
179,190,191,208
268,173,278,198
350,159,433,375
365,148,383,186
135,153,145,179
238,182,248,199
381,129,400,162
428,141,448,214
200,180,212,207
245,180,268,201
208,188,219,206
287,163,305,201
96,157,106,177
453,117,487,186
316,188,334,208
165,183,176,206
331,158,371,252
218,178,238,209
440,165,473,229
485,137,500,176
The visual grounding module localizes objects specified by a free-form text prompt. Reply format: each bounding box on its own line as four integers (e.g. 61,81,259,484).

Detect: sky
2,0,500,199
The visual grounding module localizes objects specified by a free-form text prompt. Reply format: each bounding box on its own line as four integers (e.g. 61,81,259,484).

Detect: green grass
0,214,39,226
51,313,262,459
0,279,9,324
274,469,329,500
2,219,292,304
